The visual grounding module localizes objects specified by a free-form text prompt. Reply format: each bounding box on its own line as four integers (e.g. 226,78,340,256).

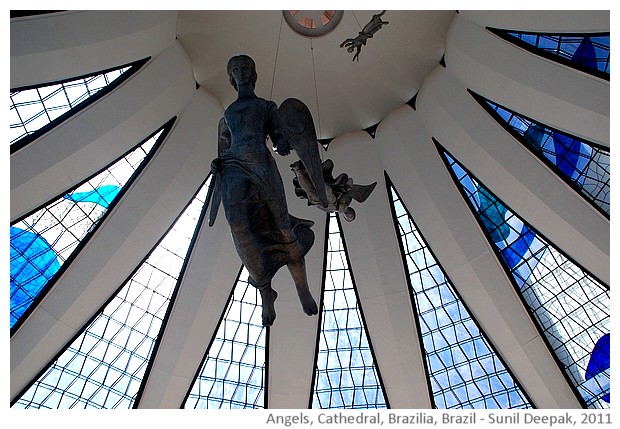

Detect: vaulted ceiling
176,10,454,139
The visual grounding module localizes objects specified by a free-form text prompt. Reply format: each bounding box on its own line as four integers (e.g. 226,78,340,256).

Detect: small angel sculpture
207,55,328,326
291,159,376,222
340,10,389,61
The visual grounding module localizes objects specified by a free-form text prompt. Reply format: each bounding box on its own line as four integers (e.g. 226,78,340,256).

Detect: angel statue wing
278,98,329,208
206,117,231,227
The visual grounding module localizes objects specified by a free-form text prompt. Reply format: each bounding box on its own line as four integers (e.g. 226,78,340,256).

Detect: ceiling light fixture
283,11,343,38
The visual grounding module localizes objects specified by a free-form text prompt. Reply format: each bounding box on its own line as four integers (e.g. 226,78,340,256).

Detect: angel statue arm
206,117,231,226
256,103,288,157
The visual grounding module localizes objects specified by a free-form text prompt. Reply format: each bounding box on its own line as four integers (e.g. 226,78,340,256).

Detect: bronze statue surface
208,55,376,326
291,159,376,222
208,55,319,326
340,10,389,61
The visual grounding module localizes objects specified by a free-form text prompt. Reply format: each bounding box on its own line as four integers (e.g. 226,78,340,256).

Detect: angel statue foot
258,286,278,327
287,259,319,317
299,290,318,316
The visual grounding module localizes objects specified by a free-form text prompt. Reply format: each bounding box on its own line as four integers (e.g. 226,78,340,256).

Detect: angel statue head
227,54,258,91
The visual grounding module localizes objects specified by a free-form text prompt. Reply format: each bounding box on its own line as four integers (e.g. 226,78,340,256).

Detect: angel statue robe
216,95,314,290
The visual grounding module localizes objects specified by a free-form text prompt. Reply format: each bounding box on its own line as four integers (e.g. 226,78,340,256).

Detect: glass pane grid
10,130,163,328
506,32,610,75
10,66,131,145
184,268,266,409
389,187,532,409
312,213,387,409
12,178,211,409
442,150,610,409
484,100,609,214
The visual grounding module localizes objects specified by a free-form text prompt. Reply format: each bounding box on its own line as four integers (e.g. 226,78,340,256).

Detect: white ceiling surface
177,10,455,140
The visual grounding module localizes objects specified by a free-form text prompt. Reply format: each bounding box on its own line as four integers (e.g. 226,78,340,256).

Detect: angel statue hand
276,141,291,156
210,158,222,174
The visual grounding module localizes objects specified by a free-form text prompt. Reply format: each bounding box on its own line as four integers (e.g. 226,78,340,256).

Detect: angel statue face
227,55,258,91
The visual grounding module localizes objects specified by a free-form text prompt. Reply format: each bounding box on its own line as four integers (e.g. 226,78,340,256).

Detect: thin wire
310,38,322,144
269,14,284,101
351,11,363,30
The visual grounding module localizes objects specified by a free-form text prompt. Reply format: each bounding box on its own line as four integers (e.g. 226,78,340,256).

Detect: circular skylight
283,10,343,37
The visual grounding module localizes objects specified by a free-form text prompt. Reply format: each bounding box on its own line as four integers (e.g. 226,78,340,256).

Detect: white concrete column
11,10,178,88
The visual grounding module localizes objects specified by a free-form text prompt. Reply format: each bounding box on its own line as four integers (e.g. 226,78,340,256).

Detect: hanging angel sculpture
207,55,375,326
340,10,389,61
291,158,376,222
207,55,327,326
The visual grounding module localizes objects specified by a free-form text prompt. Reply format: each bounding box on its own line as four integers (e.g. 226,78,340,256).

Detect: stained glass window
386,176,532,409
12,176,212,409
10,122,172,330
438,143,609,409
488,28,609,79
183,267,267,409
10,58,148,151
470,91,610,216
311,213,388,409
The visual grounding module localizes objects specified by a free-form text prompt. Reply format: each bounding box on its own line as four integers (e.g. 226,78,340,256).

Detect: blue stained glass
64,184,121,208
501,228,537,272
10,126,165,329
12,176,212,409
493,29,610,76
477,186,511,242
475,94,609,216
552,135,579,178
477,187,537,272
585,334,610,403
387,180,532,409
311,213,387,409
10,227,61,326
440,145,610,408
524,122,545,148
586,334,610,379
571,37,597,69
